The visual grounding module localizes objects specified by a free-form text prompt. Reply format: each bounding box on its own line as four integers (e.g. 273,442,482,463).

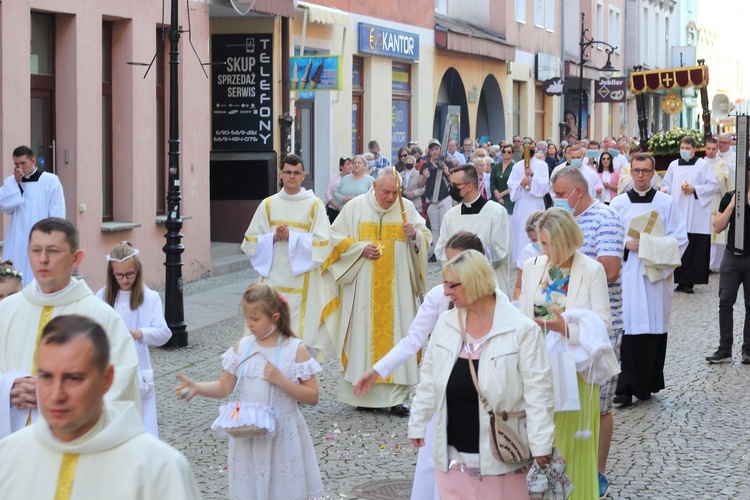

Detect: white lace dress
221,335,324,500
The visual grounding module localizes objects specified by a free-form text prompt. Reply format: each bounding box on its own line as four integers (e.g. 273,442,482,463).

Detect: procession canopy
630,65,709,95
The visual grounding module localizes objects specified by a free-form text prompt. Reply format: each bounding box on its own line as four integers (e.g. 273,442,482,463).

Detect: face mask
586,150,599,159
731,146,737,152
260,323,276,340
553,190,579,214
368,160,376,168
531,242,541,252
608,148,620,158
449,185,465,202
405,162,414,170
679,149,691,161
570,158,583,168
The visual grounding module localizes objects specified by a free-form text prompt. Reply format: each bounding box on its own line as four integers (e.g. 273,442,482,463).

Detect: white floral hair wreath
106,241,140,263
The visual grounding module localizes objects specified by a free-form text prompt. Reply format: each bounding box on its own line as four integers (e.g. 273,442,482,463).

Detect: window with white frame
642,7,648,64
596,1,604,42
516,0,526,23
545,0,554,31
534,0,543,27
664,16,670,67
435,0,447,15
608,6,621,54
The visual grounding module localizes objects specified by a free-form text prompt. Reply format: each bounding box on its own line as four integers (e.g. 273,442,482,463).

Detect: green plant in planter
648,128,704,155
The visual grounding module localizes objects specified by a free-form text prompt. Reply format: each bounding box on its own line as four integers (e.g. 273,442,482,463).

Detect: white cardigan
408,290,555,475
518,252,612,343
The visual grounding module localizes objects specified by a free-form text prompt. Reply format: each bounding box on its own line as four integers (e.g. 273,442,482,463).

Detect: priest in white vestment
0,218,139,439
326,167,431,414
0,146,65,285
661,136,719,293
241,154,337,356
717,133,736,170
0,315,199,500
609,154,688,407
434,164,511,296
507,155,549,266
704,138,734,272
551,145,604,200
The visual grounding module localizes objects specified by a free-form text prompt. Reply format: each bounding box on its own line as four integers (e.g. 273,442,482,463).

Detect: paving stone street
153,263,750,499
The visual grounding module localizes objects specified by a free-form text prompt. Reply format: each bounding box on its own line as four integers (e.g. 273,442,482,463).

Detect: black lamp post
162,0,188,347
577,12,618,141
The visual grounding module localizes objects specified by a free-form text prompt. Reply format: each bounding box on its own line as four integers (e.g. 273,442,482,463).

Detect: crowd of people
0,130,743,499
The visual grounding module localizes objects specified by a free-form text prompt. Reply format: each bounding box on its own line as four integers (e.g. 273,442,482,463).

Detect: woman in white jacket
518,208,611,500
408,249,554,497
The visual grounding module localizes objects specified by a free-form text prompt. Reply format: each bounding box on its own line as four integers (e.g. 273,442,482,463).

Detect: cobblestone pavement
154,265,750,499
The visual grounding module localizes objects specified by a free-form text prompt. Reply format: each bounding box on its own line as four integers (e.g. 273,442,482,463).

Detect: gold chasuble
326,188,431,408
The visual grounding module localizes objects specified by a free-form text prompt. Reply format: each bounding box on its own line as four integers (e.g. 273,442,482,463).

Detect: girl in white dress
175,283,324,500
97,242,171,437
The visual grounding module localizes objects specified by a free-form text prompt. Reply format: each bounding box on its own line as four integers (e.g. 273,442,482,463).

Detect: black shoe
742,349,750,365
635,393,652,401
613,394,632,407
675,284,685,292
356,406,376,412
428,255,437,263
390,404,410,417
706,349,732,364
683,285,694,294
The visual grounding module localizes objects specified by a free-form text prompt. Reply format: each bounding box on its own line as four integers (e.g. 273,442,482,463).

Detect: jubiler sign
211,34,273,151
357,23,419,61
595,77,627,103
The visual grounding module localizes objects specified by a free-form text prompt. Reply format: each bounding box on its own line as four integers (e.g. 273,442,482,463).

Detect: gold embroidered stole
26,306,54,426
54,453,79,500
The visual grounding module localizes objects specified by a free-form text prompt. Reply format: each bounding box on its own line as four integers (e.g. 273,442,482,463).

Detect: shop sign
211,34,274,152
358,23,419,61
290,55,342,91
542,77,564,96
595,77,627,103
391,100,409,163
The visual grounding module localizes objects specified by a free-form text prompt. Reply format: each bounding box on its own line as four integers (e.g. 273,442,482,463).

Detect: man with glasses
461,138,474,162
434,165,511,296
717,133,736,170
0,146,66,286
0,217,139,439
610,154,687,408
242,154,337,357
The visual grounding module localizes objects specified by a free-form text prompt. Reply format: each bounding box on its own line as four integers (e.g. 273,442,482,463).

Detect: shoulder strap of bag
458,310,525,420
229,334,284,409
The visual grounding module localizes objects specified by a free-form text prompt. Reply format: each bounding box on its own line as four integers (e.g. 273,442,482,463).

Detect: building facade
3,1,211,289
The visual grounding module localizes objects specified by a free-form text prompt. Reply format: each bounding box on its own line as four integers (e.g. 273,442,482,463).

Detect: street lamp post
162,0,188,347
577,12,618,141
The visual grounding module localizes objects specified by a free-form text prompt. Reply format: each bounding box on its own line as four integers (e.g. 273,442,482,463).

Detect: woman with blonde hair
518,208,611,500
409,249,554,497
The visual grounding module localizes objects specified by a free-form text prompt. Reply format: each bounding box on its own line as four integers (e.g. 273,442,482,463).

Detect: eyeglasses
113,271,138,280
451,182,469,190
502,150,512,154
443,281,462,290
631,168,653,176
29,247,73,258
399,154,408,158
282,170,304,177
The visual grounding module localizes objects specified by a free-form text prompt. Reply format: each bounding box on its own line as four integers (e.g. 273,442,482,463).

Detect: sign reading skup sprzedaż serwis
357,23,419,61
211,34,273,151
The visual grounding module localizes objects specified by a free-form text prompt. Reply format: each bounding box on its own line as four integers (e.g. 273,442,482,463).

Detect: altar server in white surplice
242,154,337,357
661,136,718,293
609,154,688,407
434,164,511,297
327,167,430,414
0,218,139,439
0,315,200,500
703,138,734,272
507,154,549,266
0,146,65,285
